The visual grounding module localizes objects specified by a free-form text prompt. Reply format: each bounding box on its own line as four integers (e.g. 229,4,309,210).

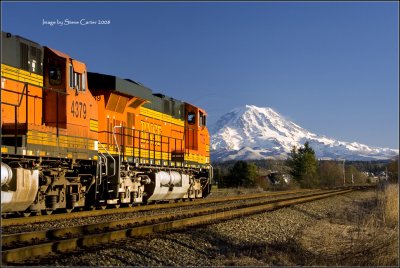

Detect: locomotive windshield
188,112,196,124
49,66,62,85
199,111,206,127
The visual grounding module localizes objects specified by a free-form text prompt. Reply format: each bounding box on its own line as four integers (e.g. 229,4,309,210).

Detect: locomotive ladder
97,141,116,195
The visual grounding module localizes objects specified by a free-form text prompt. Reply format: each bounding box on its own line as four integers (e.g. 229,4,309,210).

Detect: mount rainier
210,105,398,162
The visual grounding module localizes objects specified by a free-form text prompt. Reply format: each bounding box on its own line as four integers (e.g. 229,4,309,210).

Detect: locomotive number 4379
71,100,87,119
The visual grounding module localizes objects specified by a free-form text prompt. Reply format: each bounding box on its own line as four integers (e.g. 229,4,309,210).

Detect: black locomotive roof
88,72,184,120
88,72,153,100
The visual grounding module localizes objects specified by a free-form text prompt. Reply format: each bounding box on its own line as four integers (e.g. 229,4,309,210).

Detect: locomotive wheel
114,204,120,209
22,212,31,217
65,208,74,213
101,205,107,210
43,209,53,215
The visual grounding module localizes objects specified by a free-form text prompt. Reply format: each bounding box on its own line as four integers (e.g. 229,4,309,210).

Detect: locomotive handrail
109,126,185,166
1,87,43,101
98,153,107,176
98,141,116,177
0,83,28,107
97,129,184,144
112,125,122,180
97,151,107,185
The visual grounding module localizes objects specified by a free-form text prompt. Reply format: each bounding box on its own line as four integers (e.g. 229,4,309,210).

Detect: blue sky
2,1,398,149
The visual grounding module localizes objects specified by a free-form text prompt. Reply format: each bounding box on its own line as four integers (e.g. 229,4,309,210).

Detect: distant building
265,171,291,185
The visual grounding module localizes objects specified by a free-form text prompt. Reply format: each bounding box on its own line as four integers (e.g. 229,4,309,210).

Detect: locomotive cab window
188,112,196,125
49,66,62,85
82,71,86,91
74,72,80,90
73,71,84,91
199,112,206,127
69,64,73,88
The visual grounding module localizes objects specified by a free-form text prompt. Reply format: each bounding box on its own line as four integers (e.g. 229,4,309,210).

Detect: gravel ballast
20,189,399,266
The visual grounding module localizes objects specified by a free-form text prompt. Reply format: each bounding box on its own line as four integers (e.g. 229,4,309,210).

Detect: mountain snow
210,105,398,162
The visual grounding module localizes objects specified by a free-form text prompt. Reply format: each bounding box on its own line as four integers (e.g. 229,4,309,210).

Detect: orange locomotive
1,31,212,216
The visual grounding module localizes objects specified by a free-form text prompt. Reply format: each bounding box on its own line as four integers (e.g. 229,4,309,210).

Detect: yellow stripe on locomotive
1,64,43,87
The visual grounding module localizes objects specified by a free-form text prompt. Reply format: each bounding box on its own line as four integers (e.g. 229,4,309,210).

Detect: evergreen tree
287,142,319,188
225,160,258,187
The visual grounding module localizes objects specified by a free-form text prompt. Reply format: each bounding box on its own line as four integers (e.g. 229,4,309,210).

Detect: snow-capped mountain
210,105,398,162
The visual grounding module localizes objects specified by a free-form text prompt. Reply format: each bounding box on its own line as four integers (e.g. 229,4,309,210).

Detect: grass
377,183,399,227
332,183,399,266
351,184,399,266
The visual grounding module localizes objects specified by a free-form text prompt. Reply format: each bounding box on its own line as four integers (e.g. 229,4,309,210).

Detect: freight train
1,31,212,216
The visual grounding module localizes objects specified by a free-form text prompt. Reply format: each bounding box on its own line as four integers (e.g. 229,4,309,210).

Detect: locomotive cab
184,103,210,167
184,103,212,197
43,47,98,150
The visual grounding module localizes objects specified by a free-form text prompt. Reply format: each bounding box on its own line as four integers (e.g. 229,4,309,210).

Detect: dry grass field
297,184,399,266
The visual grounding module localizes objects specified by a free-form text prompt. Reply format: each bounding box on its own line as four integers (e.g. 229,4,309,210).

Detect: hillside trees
212,148,394,189
387,157,398,183
287,142,319,188
318,161,344,187
345,165,368,184
223,160,258,187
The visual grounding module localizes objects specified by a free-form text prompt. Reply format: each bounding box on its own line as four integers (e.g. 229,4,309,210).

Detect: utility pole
385,167,388,181
343,159,346,186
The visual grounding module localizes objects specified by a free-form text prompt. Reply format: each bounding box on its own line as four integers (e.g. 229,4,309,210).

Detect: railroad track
2,188,354,265
1,188,315,227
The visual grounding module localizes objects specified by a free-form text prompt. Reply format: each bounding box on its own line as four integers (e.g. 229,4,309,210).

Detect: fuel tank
146,171,190,201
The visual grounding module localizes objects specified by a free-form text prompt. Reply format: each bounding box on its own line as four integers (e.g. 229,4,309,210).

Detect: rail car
1,31,212,216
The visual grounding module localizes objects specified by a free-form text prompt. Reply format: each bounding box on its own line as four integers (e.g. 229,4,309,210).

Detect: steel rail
2,188,352,265
2,189,337,248
1,189,315,227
